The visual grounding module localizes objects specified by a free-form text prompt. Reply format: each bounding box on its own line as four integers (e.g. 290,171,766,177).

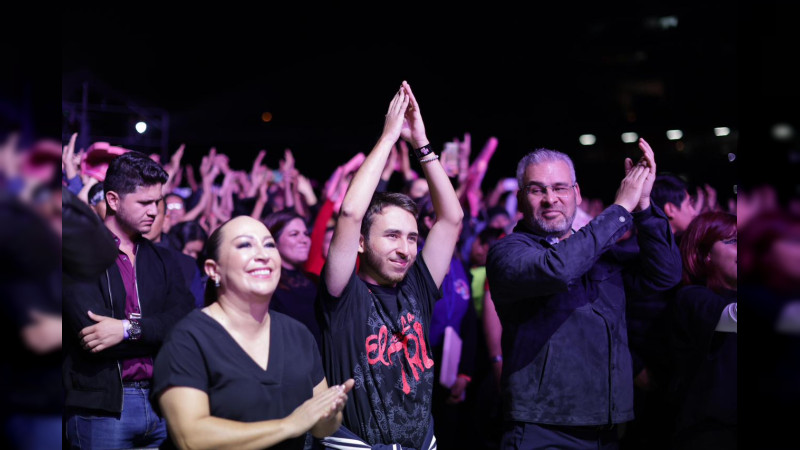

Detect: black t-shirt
670,286,737,442
270,268,322,351
317,256,441,448
153,309,325,450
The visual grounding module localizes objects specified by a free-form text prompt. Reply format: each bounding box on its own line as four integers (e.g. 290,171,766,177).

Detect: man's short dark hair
103,151,168,197
361,192,419,239
651,174,689,211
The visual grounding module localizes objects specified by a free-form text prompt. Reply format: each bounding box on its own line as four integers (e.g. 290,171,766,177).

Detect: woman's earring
214,277,221,288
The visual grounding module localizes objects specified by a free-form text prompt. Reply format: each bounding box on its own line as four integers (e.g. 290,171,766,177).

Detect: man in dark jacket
487,139,682,449
63,151,194,449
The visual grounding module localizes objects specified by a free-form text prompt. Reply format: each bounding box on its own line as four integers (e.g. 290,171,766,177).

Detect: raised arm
400,81,464,287
324,86,409,297
626,138,683,293
164,144,185,194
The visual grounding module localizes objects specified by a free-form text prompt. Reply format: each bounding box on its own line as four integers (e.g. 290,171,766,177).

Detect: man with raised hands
317,81,463,450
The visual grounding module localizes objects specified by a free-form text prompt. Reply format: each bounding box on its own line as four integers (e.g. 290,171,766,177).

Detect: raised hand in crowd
693,182,720,214
623,137,657,212
735,184,779,228
163,143,185,194
62,132,81,181
459,135,499,216
246,149,268,198
185,163,199,193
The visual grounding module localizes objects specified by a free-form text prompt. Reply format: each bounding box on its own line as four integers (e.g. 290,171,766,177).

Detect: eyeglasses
523,183,576,198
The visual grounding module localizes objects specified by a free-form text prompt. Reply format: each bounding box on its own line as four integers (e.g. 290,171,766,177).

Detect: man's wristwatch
128,319,142,341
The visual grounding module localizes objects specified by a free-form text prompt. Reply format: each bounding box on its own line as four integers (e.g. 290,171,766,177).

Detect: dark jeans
501,421,619,450
65,387,167,449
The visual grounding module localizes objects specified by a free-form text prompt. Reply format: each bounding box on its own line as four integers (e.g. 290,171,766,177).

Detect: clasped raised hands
615,138,657,212
381,81,429,149
618,138,656,212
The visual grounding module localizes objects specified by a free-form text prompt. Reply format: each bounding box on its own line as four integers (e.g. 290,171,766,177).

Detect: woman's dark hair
200,219,233,306
679,211,737,293
172,220,209,253
262,210,306,242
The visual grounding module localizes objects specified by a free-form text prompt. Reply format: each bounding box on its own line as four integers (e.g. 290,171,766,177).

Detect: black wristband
413,144,433,160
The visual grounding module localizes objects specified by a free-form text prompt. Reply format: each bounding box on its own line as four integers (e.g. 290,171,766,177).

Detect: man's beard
526,207,576,238
361,243,412,285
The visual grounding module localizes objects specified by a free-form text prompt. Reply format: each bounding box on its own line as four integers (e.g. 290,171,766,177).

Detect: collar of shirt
514,221,575,246
110,231,140,255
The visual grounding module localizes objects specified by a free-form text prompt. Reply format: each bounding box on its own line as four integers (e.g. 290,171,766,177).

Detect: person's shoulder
171,309,206,331
674,284,722,308
676,284,713,298
270,310,317,341
163,309,208,343
488,231,535,256
320,265,364,298
163,246,199,279
147,241,195,272
140,238,169,262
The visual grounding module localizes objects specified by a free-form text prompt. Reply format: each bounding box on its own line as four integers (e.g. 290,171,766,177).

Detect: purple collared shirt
112,234,153,381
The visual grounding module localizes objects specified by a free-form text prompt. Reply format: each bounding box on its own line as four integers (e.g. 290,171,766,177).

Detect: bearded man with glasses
487,139,683,449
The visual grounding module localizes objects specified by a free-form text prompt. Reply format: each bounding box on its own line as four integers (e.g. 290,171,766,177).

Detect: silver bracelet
419,153,439,164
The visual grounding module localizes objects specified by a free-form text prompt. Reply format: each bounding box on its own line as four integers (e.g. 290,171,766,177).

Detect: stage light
728,153,736,162
621,132,638,143
666,129,683,140
772,123,795,141
714,127,730,137
261,112,273,122
579,134,596,146
135,121,147,134
659,16,678,29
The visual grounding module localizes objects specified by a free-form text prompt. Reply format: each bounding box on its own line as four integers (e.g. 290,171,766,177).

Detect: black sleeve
152,320,209,397
138,246,196,347
626,204,683,295
62,189,117,280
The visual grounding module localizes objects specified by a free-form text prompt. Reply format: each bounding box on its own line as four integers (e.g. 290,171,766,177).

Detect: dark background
0,2,792,449
58,3,753,206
